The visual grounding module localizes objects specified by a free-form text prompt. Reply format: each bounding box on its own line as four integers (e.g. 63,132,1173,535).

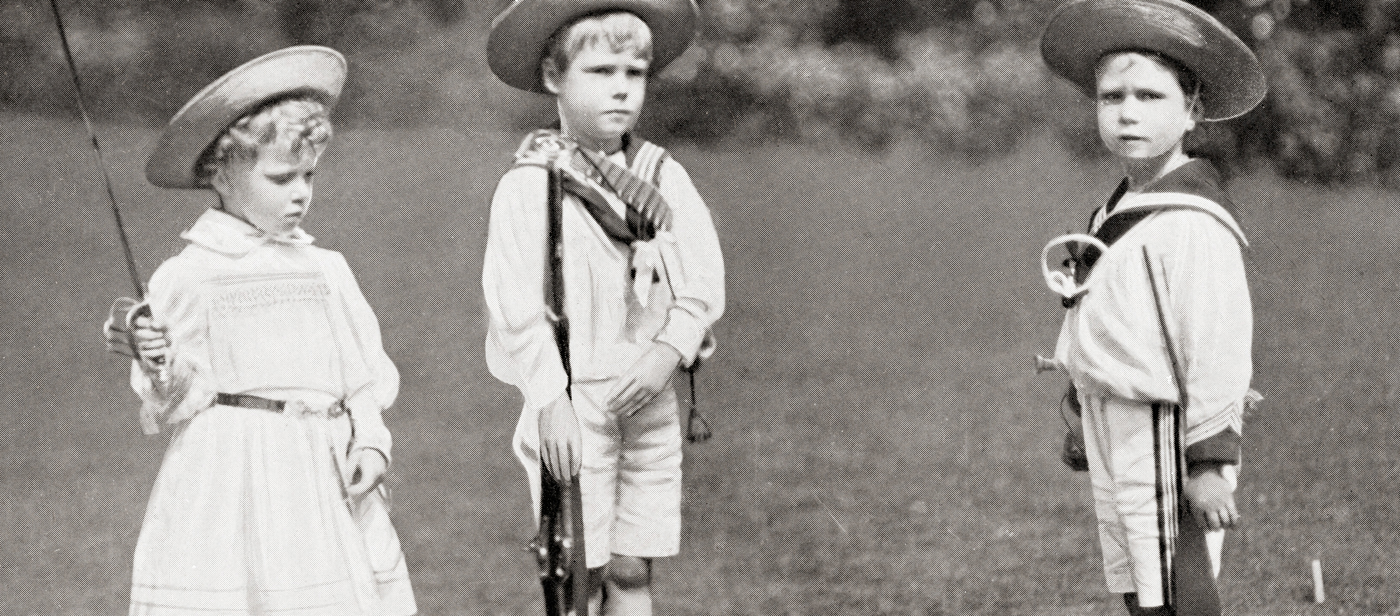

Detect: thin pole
1143,247,1188,408
47,0,144,297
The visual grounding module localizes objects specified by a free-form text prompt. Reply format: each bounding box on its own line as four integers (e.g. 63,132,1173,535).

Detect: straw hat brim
145,45,346,189
487,0,699,94
1040,0,1266,121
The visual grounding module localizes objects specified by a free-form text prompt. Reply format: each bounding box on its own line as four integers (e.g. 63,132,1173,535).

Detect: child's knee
606,555,651,590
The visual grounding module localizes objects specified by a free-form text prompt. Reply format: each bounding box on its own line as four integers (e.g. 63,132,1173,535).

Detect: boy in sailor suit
1038,0,1267,613
481,2,724,614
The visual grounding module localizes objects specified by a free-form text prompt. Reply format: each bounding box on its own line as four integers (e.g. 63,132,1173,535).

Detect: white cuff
346,394,393,466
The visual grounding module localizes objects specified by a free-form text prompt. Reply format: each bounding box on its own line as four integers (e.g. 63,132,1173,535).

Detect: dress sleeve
1158,210,1251,456
323,251,399,464
131,259,216,435
653,158,726,365
482,165,570,413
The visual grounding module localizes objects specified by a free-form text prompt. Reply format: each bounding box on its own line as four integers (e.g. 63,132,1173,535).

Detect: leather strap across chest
513,130,672,244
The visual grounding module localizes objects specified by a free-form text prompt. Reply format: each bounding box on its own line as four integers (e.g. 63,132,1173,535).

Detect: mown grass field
2,112,1398,615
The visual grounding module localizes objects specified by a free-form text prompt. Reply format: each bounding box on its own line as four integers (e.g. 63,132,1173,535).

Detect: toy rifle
1035,233,1088,471
527,152,590,616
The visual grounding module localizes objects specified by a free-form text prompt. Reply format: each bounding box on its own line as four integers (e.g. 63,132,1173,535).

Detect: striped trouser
1080,395,1235,612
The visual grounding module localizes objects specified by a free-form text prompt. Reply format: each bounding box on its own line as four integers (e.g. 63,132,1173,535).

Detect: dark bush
8,0,1400,185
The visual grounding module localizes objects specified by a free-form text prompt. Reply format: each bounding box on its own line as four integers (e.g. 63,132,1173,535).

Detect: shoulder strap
513,129,570,169
511,129,637,245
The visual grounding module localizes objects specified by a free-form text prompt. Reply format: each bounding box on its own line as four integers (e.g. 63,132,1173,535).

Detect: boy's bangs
565,12,654,61
1096,50,1200,96
1095,49,1203,114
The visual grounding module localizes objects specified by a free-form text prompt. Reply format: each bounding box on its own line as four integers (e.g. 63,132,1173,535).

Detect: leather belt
216,392,346,418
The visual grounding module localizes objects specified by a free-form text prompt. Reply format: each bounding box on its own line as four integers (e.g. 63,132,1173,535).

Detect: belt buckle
281,399,345,418
285,399,312,417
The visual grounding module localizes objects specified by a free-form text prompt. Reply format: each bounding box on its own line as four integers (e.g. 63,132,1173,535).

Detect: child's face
1095,52,1197,163
212,141,319,237
544,41,649,153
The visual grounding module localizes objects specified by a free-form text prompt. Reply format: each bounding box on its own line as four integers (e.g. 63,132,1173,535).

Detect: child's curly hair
196,96,332,185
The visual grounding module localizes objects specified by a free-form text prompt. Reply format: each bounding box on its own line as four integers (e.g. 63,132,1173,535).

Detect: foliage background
5,0,1400,184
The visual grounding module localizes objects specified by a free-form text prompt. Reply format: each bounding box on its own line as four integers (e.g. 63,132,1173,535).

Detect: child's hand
607,343,682,418
122,310,170,374
1184,464,1239,530
103,297,142,358
346,449,387,497
539,393,582,482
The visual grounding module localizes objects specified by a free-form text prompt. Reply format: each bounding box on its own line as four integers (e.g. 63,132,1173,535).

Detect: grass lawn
1,112,1396,615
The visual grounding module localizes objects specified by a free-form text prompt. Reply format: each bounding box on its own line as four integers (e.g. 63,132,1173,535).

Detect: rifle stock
534,460,587,616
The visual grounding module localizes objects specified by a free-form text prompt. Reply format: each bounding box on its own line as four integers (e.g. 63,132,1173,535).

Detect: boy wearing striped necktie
482,2,724,614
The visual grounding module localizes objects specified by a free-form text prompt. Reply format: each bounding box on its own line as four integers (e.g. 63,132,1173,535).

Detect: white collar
181,208,315,257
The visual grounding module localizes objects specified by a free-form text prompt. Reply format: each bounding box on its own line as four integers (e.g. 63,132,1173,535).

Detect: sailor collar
1099,160,1248,247
1042,160,1247,303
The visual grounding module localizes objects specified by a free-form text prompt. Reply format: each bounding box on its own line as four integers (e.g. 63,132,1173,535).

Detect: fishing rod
48,0,165,376
47,0,145,298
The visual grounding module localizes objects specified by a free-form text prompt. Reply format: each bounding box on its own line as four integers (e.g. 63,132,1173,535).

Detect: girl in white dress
105,46,415,616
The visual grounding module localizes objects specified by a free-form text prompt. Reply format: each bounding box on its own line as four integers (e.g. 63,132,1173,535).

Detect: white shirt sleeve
130,259,216,435
1155,210,1252,445
653,158,726,365
322,251,399,462
482,165,570,413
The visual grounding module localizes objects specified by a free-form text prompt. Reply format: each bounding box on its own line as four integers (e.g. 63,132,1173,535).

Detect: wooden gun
530,155,590,616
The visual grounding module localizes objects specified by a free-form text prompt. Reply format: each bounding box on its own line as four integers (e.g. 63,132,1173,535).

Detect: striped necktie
571,146,672,239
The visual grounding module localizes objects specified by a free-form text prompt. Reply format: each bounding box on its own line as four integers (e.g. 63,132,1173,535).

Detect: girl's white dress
127,209,415,616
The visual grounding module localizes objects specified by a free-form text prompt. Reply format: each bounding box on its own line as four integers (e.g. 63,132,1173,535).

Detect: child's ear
541,58,562,95
1187,92,1204,130
210,167,230,195
208,162,241,203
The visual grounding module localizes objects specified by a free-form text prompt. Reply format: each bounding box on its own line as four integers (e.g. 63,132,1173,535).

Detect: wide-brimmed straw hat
487,0,699,94
145,45,346,189
1040,0,1266,121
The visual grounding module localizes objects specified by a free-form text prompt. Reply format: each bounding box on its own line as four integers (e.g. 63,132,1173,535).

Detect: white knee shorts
1080,394,1236,608
515,379,683,568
